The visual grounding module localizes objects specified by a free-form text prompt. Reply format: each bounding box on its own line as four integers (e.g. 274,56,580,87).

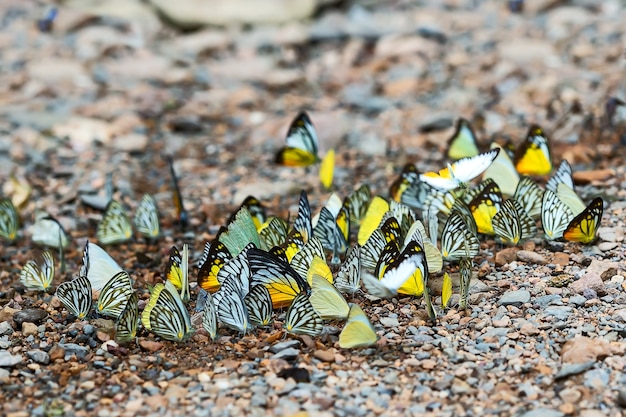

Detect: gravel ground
1,1,626,416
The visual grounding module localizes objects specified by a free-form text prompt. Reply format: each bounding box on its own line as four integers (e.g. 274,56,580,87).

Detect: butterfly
289,237,326,283
248,248,310,309
236,196,267,231
167,156,188,228
440,211,480,262
97,200,133,245
403,219,443,274
357,196,390,245
29,212,70,249
142,280,193,342
284,291,324,336
338,303,378,349
360,229,386,273
514,125,552,176
20,250,55,292
468,180,503,235
334,244,361,295
441,272,452,310
313,207,347,263
458,256,473,310
218,206,260,256
343,184,371,224
482,143,520,196
541,189,574,240
166,244,190,304
55,275,92,319
389,164,432,210
245,284,274,327
115,291,138,344
546,160,574,193
202,291,219,341
293,190,313,244
134,194,160,240
447,118,480,160
563,197,603,244
0,198,19,242
80,241,124,291
514,176,544,219
197,240,232,293
492,198,537,245
259,216,288,250
214,278,252,334
319,149,335,190
420,148,500,191
309,274,350,320
275,111,320,167
215,246,253,295
363,242,427,299
96,271,134,319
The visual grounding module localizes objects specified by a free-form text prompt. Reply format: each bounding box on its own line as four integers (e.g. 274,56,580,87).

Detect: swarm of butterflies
9,112,604,350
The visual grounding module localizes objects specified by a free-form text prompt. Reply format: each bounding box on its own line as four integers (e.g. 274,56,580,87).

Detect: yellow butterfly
357,196,389,245
309,273,349,320
197,240,232,293
441,272,452,309
165,244,190,303
248,248,310,309
514,125,552,176
447,118,480,160
563,197,603,244
319,149,335,189
468,180,503,235
275,112,320,167
338,303,378,349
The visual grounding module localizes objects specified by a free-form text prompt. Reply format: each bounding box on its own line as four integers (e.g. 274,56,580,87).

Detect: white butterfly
420,148,500,191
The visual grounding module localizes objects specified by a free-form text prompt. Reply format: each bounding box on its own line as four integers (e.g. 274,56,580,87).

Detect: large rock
150,0,317,29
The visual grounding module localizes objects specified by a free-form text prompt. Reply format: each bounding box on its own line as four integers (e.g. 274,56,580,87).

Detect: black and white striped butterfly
133,194,160,240
96,271,134,319
56,275,92,319
115,291,138,344
97,200,133,245
245,284,273,327
0,198,19,242
334,244,361,295
284,291,323,336
142,280,193,342
20,250,55,292
202,291,218,341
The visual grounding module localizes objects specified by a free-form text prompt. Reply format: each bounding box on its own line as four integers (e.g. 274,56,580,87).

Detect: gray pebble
58,343,89,360
83,324,95,335
555,361,595,379
0,322,14,336
569,295,587,306
13,309,48,326
380,316,399,327
584,368,610,389
542,306,573,321
583,288,598,299
517,250,547,264
0,351,23,367
270,340,300,353
499,290,530,306
272,348,300,360
535,294,562,308
26,350,50,365
519,408,563,417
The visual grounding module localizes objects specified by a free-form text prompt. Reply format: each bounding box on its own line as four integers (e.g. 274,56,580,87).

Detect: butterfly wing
133,194,160,239
97,200,133,245
115,291,138,344
245,284,274,327
563,197,603,244
546,160,573,193
338,303,378,349
319,149,335,189
447,118,480,160
514,125,552,176
144,281,193,342
440,212,480,261
81,241,124,291
335,244,361,295
55,275,92,319
541,189,574,240
197,240,232,293
514,176,544,219
275,112,319,167
202,291,219,341
284,291,323,336
0,198,19,242
309,274,350,320
96,271,134,319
